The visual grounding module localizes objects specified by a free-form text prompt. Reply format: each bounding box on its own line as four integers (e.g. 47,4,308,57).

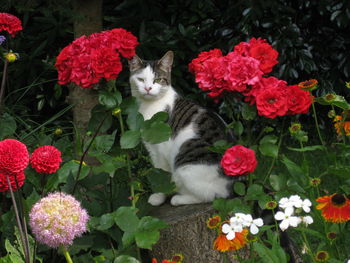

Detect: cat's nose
145,87,152,92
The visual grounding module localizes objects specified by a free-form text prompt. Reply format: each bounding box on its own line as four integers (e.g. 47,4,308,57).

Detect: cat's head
128,51,173,101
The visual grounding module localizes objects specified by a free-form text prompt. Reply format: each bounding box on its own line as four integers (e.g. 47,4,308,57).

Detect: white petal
250,224,259,235
289,216,301,227
278,197,289,207
303,216,313,225
279,220,289,231
233,224,243,233
222,224,231,234
274,211,285,221
303,199,312,206
253,218,264,227
226,231,235,240
303,206,311,213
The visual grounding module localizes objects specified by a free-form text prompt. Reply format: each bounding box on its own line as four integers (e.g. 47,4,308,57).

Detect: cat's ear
128,55,143,72
157,51,174,72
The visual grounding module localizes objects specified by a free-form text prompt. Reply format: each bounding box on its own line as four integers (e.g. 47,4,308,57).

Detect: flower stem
117,112,136,208
6,175,30,263
311,102,325,146
271,210,280,243
301,229,316,263
61,246,73,263
0,60,9,111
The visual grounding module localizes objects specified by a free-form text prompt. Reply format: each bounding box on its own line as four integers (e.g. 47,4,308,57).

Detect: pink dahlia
30,145,62,174
0,171,25,192
221,145,257,176
0,13,22,37
29,192,89,248
0,139,29,174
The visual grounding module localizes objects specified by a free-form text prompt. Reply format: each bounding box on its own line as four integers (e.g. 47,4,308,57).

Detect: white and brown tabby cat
129,51,234,206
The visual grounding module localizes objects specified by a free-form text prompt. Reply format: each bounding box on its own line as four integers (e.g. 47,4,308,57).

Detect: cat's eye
154,78,166,84
137,77,144,82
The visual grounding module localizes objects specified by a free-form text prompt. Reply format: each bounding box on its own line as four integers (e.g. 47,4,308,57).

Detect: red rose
0,13,22,37
91,48,123,81
243,76,287,105
285,85,312,114
30,145,62,174
224,52,263,92
194,56,228,98
189,49,223,74
234,38,278,73
0,139,29,174
0,171,25,192
221,145,257,176
255,84,288,118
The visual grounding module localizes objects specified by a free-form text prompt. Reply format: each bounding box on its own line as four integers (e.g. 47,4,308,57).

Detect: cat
128,51,234,206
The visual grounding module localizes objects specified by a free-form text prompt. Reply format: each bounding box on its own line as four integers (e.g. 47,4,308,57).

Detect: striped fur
129,51,233,206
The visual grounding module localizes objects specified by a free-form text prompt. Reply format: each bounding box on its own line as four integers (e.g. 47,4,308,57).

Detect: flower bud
265,200,277,210
324,93,336,103
112,107,122,116
327,110,336,119
4,51,18,62
54,128,63,136
289,122,302,134
310,178,321,187
206,215,222,229
298,79,318,91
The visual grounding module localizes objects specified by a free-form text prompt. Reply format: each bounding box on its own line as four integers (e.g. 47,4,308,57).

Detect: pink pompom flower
0,139,29,174
30,145,62,174
221,145,257,176
0,13,22,37
29,192,89,248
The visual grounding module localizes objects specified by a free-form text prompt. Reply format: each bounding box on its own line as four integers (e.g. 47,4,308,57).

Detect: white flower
243,214,264,235
222,222,242,240
274,208,301,231
301,216,313,225
295,198,312,213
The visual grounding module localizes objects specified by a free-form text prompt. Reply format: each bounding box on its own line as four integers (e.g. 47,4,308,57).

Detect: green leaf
232,121,244,136
148,111,169,123
142,122,171,144
293,227,327,241
114,207,140,233
212,198,250,218
269,174,287,191
259,135,278,145
259,143,278,158
0,113,17,139
120,130,141,149
233,182,246,196
134,216,167,250
241,103,257,120
127,112,144,131
121,97,139,115
57,160,90,183
146,168,176,194
97,213,115,231
253,242,280,263
281,155,307,185
94,130,117,152
327,165,350,178
98,90,122,109
245,184,267,201
114,255,140,263
287,145,325,152
88,105,112,133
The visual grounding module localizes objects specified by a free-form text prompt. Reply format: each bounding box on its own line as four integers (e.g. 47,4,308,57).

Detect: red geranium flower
0,13,22,37
255,84,288,118
30,145,62,174
221,145,257,176
0,139,29,174
0,171,25,192
106,28,139,59
91,47,123,81
234,38,279,73
285,85,312,114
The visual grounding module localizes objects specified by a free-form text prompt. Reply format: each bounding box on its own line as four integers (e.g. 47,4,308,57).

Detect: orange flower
214,229,248,252
152,258,176,263
316,194,350,223
207,215,222,229
333,115,350,136
298,79,318,91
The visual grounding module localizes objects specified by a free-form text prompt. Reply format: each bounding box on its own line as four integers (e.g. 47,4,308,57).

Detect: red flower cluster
0,139,29,192
55,28,139,88
189,38,313,118
221,145,257,176
30,145,62,174
0,13,22,37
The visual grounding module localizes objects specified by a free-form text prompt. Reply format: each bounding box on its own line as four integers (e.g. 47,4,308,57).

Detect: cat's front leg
148,193,167,206
170,194,201,206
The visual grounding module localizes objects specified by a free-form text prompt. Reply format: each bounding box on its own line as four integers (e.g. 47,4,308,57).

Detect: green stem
311,102,325,146
301,229,316,263
117,112,136,208
61,246,73,263
0,60,9,112
271,210,280,243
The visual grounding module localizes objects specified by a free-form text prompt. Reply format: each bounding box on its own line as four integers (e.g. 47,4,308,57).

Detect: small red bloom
0,171,25,192
105,28,139,59
0,139,29,174
189,48,223,74
285,85,312,114
30,145,62,174
255,85,288,118
316,194,350,223
91,47,123,81
221,145,257,176
0,13,22,37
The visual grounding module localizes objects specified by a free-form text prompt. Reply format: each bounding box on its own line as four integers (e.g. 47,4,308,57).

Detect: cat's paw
148,193,166,206
170,194,201,206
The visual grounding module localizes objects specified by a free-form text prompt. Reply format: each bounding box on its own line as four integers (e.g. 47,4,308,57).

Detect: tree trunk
149,203,249,263
67,0,103,163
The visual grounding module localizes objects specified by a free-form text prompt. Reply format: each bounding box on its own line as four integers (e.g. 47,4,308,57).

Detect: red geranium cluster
55,28,139,88
0,139,29,192
221,145,257,177
189,38,312,118
30,145,62,174
0,13,22,37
